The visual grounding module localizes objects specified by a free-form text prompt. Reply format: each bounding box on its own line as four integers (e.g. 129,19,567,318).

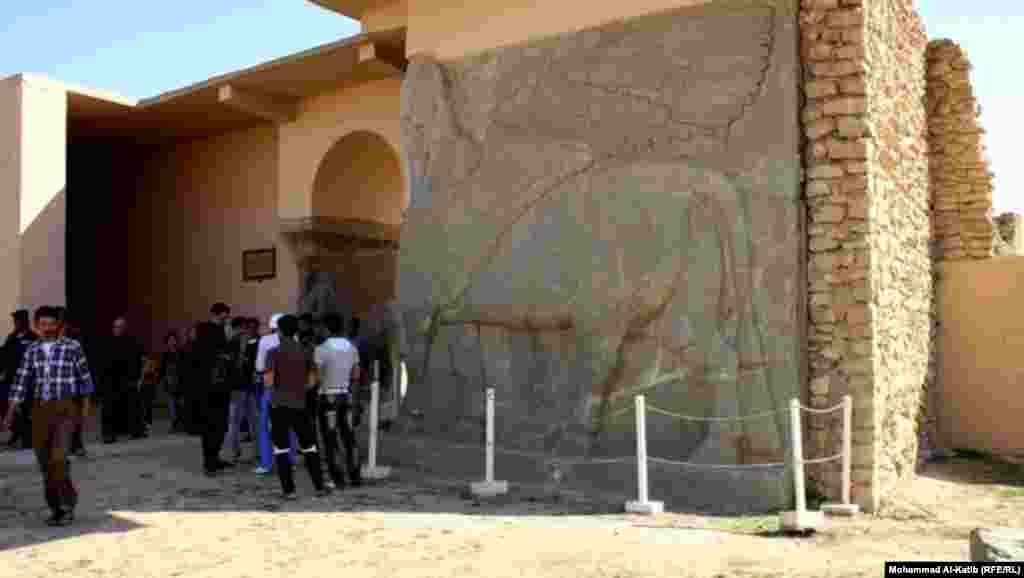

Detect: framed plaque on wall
243,248,276,282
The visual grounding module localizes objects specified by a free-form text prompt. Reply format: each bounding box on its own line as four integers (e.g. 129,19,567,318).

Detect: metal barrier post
625,395,663,515
781,397,823,531
823,394,860,516
470,388,508,497
361,360,391,480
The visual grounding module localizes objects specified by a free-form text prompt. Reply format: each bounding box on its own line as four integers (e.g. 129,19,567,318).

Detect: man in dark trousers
264,314,326,499
2,309,39,449
314,313,362,489
1,306,95,526
99,316,145,443
195,303,234,476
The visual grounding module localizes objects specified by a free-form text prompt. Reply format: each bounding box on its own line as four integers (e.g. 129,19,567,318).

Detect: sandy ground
1,426,1022,578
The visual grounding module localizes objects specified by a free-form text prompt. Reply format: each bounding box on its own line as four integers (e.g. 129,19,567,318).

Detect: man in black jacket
99,316,145,443
195,303,234,476
2,309,38,449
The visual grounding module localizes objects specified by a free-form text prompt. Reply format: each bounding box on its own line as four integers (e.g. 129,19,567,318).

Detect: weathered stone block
806,118,837,140
808,163,845,179
823,97,868,116
970,528,1024,562
828,138,869,160
826,9,864,28
805,79,839,99
836,116,869,138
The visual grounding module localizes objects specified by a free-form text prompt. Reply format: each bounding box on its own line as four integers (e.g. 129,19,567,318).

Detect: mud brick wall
800,0,930,512
922,40,998,464
927,40,996,262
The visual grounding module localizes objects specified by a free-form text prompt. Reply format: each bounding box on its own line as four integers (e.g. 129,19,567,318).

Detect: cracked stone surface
397,0,802,511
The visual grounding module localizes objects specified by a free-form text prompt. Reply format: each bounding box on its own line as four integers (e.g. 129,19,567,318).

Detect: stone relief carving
298,270,340,318
396,0,800,495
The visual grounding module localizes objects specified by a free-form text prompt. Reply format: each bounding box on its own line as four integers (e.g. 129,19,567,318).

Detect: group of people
1,301,388,526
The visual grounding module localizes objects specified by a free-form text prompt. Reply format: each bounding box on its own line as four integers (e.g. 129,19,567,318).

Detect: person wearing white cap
252,314,281,474
253,314,299,473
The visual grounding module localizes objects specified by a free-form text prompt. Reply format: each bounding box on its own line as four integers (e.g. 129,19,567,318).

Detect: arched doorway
309,130,406,318
306,129,408,420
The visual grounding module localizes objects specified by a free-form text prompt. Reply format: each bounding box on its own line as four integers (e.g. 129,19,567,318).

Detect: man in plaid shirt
1,306,95,526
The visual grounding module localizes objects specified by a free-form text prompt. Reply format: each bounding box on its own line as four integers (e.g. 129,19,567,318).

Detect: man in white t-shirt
253,313,282,474
313,312,362,489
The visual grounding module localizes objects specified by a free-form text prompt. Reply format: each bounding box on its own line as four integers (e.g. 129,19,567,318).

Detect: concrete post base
779,510,824,533
821,503,860,516
470,480,509,497
360,465,392,480
625,500,664,515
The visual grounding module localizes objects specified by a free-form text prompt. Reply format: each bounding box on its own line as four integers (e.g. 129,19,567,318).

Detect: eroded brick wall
800,0,930,512
922,40,999,464
927,40,996,262
865,0,931,506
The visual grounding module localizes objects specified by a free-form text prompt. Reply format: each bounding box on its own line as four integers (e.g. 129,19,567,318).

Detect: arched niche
311,130,406,226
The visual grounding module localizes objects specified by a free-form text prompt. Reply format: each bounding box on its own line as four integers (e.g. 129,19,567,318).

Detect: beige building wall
137,124,299,347
134,77,406,347
278,76,404,221
405,0,715,60
19,76,67,316
361,0,407,32
937,257,1024,455
0,77,21,338
0,74,67,336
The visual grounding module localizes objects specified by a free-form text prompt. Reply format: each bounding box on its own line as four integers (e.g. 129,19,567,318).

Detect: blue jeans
257,388,272,470
256,389,298,467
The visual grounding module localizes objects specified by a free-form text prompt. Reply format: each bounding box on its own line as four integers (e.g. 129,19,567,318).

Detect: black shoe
349,471,363,488
130,433,146,440
103,437,116,444
71,448,88,459
45,509,73,527
215,460,236,470
204,468,218,477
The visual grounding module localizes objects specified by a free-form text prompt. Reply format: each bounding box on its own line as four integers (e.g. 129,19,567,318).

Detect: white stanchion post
781,398,823,531
471,388,508,497
361,359,391,480
792,398,806,515
823,394,860,516
625,395,663,515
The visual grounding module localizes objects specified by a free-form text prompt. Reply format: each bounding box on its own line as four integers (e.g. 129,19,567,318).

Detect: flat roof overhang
65,27,406,143
306,0,390,20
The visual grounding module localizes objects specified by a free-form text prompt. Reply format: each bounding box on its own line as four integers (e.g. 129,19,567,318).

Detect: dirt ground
1,434,1021,578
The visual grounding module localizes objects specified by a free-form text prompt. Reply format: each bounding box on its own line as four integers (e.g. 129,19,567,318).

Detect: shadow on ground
0,509,144,551
0,426,641,552
918,450,1024,488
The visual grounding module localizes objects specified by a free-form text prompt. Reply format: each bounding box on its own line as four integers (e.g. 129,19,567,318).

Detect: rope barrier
461,389,858,517
798,401,846,414
648,456,787,470
646,404,786,423
802,452,843,465
606,405,634,419
547,457,635,467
